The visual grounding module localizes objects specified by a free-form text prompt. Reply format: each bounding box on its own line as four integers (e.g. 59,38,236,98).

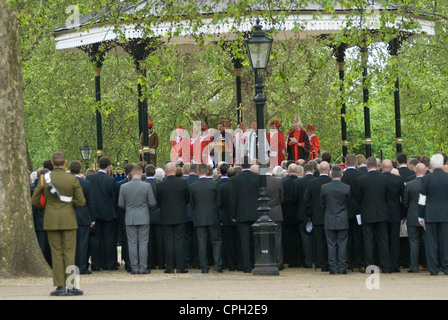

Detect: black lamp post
80,141,93,171
245,19,278,276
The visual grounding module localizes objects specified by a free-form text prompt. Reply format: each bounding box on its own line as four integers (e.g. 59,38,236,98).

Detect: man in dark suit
341,154,364,272
230,156,260,273
418,154,448,275
145,164,164,270
266,165,285,269
396,152,413,269
320,165,350,274
69,160,96,275
281,164,301,267
397,153,414,181
156,162,190,273
190,163,223,273
403,163,427,273
217,167,241,271
85,156,119,271
216,163,230,187
183,163,199,269
356,154,368,174
304,161,332,271
292,162,316,268
381,159,405,272
356,156,392,273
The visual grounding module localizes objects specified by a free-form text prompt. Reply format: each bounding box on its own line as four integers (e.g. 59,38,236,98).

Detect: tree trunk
0,0,51,278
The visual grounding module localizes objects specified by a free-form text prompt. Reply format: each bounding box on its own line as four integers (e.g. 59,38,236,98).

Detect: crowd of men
30,145,448,278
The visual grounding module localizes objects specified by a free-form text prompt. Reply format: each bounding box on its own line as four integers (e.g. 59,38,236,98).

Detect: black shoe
177,269,189,274
339,270,347,274
140,269,151,274
130,270,139,274
106,267,118,271
288,263,300,268
80,270,92,275
202,269,209,274
407,269,418,273
66,288,83,296
214,269,223,273
50,286,66,296
164,269,174,274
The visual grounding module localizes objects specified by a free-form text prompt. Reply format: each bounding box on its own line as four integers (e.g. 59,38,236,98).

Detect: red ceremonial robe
287,129,307,162
267,130,286,166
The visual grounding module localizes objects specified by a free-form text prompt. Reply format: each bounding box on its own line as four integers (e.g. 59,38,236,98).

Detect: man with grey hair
282,163,301,267
418,153,448,275
118,164,157,274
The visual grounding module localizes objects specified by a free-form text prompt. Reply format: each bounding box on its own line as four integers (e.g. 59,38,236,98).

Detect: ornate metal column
234,58,244,124
80,42,114,161
221,39,249,126
119,38,160,163
360,43,372,158
334,43,348,161
387,36,406,154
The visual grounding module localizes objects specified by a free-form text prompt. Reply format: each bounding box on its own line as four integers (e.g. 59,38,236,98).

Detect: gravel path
1,265,448,301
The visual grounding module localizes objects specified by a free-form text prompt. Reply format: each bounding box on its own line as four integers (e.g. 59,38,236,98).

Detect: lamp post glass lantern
80,141,93,171
245,19,273,71
245,19,278,276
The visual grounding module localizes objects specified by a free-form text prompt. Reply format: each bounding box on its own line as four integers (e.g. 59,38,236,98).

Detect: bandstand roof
53,0,436,53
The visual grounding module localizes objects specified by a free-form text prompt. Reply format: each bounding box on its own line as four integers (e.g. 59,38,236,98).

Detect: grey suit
266,175,284,268
320,179,350,274
403,176,426,272
118,177,156,273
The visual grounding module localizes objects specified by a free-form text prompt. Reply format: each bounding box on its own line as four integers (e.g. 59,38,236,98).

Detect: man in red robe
267,120,286,166
172,126,190,163
287,121,307,162
306,124,320,160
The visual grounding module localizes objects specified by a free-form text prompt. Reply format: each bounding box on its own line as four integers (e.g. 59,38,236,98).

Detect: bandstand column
81,42,113,162
388,37,403,154
234,59,244,124
120,38,160,164
335,44,348,161
361,43,372,158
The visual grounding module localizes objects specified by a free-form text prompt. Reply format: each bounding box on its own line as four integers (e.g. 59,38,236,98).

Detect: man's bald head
381,159,393,172
415,163,427,176
288,163,298,175
165,162,176,175
319,161,330,174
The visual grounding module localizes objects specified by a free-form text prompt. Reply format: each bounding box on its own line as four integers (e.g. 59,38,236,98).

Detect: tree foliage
18,0,448,170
